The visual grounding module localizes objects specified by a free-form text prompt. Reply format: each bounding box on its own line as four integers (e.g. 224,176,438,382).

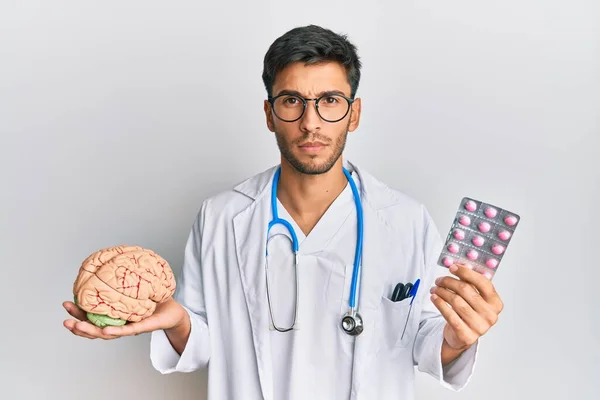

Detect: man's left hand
431,263,504,351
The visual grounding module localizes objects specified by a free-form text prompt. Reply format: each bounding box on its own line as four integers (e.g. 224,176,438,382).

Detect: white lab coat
150,160,479,399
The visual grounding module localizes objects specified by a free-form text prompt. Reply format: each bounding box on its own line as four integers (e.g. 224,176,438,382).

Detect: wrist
171,304,190,333
441,337,468,366
163,303,191,355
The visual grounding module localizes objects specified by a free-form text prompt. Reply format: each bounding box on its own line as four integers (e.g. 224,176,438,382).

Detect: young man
63,25,503,399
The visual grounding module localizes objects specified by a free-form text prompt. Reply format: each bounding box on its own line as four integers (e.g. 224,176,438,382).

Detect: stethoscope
265,166,364,336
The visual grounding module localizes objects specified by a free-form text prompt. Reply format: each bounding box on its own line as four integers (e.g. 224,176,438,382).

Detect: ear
264,100,275,132
347,97,362,132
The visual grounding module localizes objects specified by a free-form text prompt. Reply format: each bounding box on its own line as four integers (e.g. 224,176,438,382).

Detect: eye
282,96,301,105
324,96,339,104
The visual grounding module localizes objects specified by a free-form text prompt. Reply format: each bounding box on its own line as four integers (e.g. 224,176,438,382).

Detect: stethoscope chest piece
341,310,363,336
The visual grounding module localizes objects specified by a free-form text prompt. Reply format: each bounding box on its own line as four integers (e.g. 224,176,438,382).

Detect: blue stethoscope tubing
265,166,365,335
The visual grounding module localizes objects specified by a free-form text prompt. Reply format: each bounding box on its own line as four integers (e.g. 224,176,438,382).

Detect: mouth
298,141,328,152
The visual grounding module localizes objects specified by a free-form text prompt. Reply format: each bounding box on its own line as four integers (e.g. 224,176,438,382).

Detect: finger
449,264,504,313
70,330,96,339
435,275,499,327
72,320,119,340
435,275,490,315
63,301,87,321
430,293,477,345
70,329,97,340
64,319,98,339
431,286,491,336
102,315,161,337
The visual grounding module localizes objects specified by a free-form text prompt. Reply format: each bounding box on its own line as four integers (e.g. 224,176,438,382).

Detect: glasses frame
267,93,355,123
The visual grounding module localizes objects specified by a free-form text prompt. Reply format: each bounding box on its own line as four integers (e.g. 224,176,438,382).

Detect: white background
1,1,599,399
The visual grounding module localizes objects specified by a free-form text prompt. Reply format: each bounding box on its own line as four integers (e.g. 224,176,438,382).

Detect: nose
299,99,321,132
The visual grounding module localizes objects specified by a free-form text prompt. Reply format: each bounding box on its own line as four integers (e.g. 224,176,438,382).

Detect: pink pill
478,221,491,232
498,230,511,241
486,258,499,269
442,256,454,267
472,235,485,247
484,207,497,218
464,200,477,212
466,249,479,260
459,215,471,226
453,229,465,240
447,243,460,253
504,215,518,226
483,271,493,280
491,244,505,255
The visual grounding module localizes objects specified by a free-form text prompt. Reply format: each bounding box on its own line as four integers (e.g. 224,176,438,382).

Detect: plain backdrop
1,1,599,399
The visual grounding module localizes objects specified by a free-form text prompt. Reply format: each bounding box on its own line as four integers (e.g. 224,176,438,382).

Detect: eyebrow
274,89,348,98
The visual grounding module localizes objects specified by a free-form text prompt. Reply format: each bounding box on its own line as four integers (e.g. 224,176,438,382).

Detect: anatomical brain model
72,245,176,328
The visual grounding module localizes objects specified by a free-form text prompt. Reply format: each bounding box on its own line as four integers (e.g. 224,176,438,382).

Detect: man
63,25,503,399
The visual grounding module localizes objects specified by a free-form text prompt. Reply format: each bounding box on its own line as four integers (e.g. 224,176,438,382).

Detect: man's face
264,61,361,175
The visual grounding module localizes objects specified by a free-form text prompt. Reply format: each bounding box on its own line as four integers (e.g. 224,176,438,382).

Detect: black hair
262,25,362,98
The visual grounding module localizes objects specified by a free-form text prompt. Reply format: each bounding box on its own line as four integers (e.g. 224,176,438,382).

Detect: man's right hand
63,297,189,340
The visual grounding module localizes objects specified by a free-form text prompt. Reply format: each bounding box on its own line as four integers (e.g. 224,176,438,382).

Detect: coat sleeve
149,201,211,373
412,206,479,391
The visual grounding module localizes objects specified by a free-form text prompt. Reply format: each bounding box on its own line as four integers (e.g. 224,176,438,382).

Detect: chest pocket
376,294,421,351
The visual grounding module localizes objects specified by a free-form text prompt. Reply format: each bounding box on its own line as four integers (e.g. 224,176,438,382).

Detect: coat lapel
345,162,405,397
232,166,278,400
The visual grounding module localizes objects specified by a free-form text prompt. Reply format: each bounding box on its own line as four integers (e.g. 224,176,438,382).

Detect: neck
277,158,348,235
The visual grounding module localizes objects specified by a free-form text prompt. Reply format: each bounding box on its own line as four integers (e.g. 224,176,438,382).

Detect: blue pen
410,279,420,305
401,278,420,339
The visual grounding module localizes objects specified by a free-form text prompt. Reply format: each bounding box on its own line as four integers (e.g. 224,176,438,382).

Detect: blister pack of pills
437,197,520,279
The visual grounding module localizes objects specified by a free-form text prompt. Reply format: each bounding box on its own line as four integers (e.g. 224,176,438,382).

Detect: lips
299,141,327,147
298,142,327,153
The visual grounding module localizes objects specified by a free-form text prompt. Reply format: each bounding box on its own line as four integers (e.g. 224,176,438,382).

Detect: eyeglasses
268,92,355,123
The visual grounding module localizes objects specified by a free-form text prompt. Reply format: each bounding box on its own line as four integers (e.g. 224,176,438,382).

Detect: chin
288,153,338,175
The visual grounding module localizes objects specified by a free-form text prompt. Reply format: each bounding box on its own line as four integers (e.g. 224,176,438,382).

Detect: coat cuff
149,306,210,374
417,320,479,391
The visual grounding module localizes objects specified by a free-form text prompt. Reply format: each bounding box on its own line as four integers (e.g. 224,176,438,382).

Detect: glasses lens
317,95,350,122
273,95,305,121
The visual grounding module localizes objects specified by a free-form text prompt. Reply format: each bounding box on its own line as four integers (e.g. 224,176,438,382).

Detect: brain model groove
72,245,176,328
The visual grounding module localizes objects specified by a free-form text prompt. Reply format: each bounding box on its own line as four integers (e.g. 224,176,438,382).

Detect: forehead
272,61,351,96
